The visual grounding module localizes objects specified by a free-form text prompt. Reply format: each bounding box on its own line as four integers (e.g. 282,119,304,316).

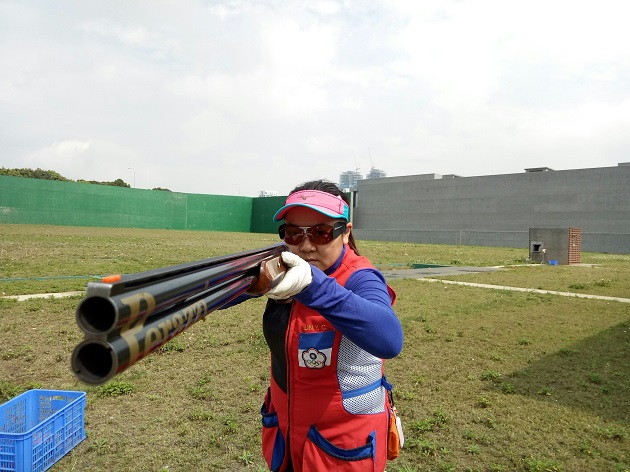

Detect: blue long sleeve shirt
293,247,403,359
222,246,403,359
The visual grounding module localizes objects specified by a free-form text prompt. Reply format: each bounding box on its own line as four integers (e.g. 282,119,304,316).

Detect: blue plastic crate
0,390,86,472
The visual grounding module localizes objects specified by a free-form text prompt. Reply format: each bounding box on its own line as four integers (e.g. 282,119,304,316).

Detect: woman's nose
299,235,316,251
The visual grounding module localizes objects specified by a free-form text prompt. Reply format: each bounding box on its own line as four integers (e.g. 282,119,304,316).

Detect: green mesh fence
251,195,285,234
0,175,280,233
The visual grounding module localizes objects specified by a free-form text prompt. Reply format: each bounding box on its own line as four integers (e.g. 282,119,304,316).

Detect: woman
260,180,403,471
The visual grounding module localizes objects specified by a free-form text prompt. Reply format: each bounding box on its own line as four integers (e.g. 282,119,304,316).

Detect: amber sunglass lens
310,225,333,244
283,227,304,244
281,225,335,245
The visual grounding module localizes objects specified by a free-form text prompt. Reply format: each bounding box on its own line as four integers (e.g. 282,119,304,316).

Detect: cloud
22,139,141,184
24,140,92,168
53,140,92,155
1,0,629,196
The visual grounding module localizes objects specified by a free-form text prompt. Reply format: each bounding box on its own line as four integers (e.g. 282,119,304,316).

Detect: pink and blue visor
273,190,350,222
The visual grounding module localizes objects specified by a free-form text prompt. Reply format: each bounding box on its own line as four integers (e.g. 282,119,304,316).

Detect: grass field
1,224,629,471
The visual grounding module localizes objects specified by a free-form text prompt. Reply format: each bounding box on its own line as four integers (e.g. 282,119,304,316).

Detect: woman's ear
343,222,352,244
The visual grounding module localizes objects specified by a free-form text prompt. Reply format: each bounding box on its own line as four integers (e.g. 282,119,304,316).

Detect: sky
1,0,629,197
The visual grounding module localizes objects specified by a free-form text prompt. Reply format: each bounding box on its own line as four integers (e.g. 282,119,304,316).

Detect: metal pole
128,168,135,188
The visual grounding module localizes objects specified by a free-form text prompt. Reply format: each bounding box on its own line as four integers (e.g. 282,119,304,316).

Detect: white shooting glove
266,252,313,300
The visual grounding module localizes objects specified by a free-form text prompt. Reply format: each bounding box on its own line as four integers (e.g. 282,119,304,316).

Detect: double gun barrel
71,243,287,385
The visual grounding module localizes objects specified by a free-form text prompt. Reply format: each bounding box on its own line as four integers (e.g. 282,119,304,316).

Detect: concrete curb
4,269,629,304
419,278,630,304
4,291,84,302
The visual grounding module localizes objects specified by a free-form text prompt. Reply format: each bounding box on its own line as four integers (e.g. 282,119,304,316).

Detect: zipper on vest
284,301,295,468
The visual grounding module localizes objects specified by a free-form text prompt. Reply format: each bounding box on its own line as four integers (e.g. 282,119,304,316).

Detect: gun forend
246,255,287,295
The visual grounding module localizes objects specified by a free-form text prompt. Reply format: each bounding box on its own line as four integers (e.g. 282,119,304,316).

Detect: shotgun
71,243,287,385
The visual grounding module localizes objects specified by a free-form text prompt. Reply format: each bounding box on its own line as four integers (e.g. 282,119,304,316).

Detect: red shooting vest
261,248,396,472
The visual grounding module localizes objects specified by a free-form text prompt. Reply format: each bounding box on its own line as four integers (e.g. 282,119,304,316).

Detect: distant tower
366,167,386,179
339,170,363,191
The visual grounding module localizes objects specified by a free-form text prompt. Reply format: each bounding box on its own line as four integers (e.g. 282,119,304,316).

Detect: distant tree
77,178,131,188
1,167,135,188
152,187,172,191
0,167,70,181
110,179,130,188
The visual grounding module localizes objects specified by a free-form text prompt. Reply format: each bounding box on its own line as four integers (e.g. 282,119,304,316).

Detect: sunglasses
278,222,347,245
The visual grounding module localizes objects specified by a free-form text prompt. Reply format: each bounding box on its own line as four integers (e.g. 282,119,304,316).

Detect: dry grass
389,280,629,471
1,225,629,471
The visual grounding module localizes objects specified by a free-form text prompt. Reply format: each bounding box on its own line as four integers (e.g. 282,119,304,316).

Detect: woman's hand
266,252,313,300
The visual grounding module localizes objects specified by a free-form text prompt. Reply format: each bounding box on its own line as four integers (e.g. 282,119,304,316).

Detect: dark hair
289,180,359,255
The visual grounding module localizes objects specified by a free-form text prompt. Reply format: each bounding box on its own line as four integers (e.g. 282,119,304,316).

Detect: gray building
366,167,387,179
339,170,363,191
352,164,630,254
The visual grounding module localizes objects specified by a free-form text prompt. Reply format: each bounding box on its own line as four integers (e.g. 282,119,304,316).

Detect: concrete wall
3,165,628,254
352,165,630,254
